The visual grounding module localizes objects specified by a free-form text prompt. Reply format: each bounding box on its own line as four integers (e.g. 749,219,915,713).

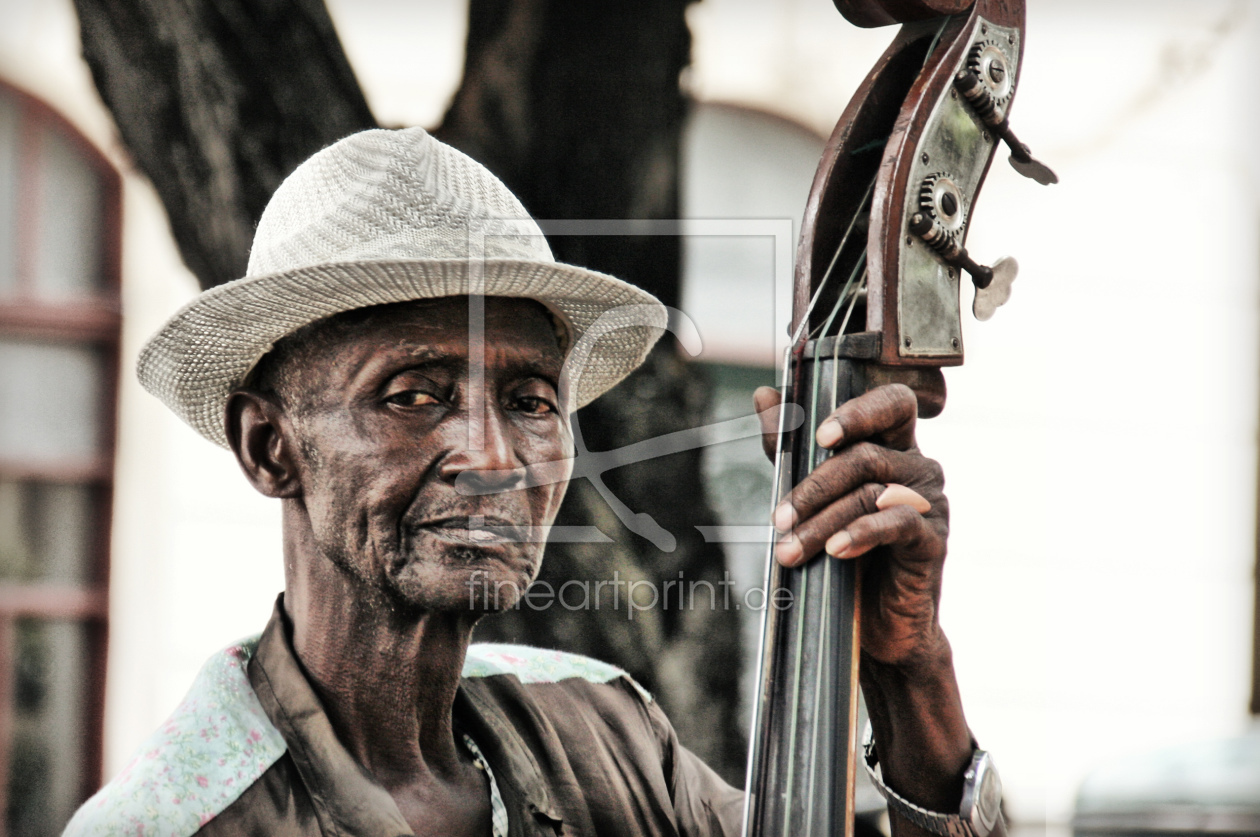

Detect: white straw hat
137,127,667,448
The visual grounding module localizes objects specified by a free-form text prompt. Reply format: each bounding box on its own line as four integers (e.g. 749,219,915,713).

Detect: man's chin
385,546,539,614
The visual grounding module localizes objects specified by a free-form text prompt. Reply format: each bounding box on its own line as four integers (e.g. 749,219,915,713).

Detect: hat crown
247,127,553,276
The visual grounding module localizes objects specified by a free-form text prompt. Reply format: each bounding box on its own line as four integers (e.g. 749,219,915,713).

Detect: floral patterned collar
64,616,642,836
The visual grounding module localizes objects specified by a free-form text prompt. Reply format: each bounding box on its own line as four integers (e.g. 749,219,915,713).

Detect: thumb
753,386,783,462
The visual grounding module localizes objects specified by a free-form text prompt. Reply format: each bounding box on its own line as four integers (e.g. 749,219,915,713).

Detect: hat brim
137,258,668,448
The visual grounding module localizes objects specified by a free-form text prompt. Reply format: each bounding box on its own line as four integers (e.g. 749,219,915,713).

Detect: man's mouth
416,515,528,545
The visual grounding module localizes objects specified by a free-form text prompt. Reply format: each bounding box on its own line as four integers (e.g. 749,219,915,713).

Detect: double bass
742,1,1055,835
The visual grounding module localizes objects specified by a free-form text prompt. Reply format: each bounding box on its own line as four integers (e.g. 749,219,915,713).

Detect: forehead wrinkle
492,346,564,382
391,333,563,376
392,341,461,360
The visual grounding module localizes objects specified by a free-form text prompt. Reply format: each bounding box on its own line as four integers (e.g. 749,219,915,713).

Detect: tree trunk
76,0,746,783
439,0,745,782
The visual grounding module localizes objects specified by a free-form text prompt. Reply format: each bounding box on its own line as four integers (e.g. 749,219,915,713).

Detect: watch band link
861,724,987,837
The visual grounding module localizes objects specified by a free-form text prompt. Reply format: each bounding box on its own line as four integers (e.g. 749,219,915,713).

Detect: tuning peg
954,70,1058,185
970,256,1018,321
908,211,1019,320
1005,135,1058,185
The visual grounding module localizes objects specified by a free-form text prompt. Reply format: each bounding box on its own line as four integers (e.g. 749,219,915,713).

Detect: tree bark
439,0,746,782
73,0,376,290
76,0,746,783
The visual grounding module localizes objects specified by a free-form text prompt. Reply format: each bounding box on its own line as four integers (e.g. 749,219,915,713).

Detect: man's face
276,296,573,613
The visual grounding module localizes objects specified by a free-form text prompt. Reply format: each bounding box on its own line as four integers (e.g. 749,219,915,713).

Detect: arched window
0,81,120,836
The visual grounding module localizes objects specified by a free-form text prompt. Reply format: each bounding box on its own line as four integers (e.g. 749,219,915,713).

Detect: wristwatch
862,723,1003,837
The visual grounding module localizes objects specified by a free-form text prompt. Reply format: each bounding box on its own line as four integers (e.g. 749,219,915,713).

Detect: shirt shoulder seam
463,642,653,702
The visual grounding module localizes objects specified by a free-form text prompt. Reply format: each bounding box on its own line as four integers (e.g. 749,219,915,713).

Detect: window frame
0,78,121,826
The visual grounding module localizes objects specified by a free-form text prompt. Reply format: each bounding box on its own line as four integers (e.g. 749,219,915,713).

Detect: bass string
781,251,866,831
802,179,876,345
779,535,810,835
816,270,865,829
795,175,876,347
832,269,866,398
803,550,833,836
800,265,868,829
782,279,834,832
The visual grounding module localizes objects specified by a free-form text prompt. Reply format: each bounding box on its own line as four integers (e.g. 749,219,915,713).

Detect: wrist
860,631,973,813
864,728,1006,837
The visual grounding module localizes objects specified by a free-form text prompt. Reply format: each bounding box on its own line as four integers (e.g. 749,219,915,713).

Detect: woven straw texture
137,127,666,448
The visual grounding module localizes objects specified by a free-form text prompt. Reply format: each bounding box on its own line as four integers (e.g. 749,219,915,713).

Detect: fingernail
876,483,932,514
772,503,796,533
825,531,853,558
816,418,843,448
775,534,803,566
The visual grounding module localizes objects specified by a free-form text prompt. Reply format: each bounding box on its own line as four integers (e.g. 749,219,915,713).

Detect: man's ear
224,390,302,498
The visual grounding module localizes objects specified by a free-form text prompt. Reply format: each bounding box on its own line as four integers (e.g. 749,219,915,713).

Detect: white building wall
0,0,285,779
0,0,1255,829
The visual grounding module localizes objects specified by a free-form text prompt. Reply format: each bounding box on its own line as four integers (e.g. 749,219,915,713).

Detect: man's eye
385,390,440,408
514,396,556,415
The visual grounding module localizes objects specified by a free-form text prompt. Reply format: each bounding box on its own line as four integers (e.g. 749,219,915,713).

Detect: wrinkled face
274,297,573,613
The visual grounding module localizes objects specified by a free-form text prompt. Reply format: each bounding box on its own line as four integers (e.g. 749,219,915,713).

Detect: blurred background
0,0,1255,834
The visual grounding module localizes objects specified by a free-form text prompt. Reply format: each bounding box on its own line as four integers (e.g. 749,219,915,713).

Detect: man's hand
753,382,979,831
754,382,949,669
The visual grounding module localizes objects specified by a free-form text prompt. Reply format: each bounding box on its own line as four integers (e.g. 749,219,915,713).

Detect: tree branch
73,0,376,289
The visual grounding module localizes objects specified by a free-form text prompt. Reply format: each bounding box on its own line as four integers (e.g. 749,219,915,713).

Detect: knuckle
851,441,885,477
860,482,884,515
891,504,922,528
864,505,925,548
792,476,824,511
787,476,829,518
884,383,917,414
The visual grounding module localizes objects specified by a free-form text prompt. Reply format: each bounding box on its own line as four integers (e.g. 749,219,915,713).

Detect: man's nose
439,409,526,494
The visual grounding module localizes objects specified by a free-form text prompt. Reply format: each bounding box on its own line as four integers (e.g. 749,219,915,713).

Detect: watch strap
861,724,984,837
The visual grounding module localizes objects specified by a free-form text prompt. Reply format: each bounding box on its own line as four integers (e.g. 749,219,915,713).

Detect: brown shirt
196,606,745,836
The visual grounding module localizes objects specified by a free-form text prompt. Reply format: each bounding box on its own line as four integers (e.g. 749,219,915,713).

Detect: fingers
757,383,920,464
775,443,940,531
816,383,918,452
775,482,883,566
775,483,932,566
825,504,930,561
761,382,942,569
753,386,783,462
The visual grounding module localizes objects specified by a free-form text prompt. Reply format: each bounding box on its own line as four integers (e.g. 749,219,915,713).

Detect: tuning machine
954,42,1058,186
909,173,1017,321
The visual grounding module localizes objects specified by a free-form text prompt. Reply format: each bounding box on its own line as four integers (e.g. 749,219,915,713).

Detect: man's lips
413,516,529,545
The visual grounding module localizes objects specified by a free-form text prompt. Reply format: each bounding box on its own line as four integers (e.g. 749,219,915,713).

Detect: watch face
962,751,1003,836
978,768,1002,820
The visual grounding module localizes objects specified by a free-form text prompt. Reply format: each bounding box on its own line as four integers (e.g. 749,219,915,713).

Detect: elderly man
66,128,992,837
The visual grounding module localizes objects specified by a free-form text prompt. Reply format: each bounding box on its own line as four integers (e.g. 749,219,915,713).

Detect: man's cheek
541,483,569,526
